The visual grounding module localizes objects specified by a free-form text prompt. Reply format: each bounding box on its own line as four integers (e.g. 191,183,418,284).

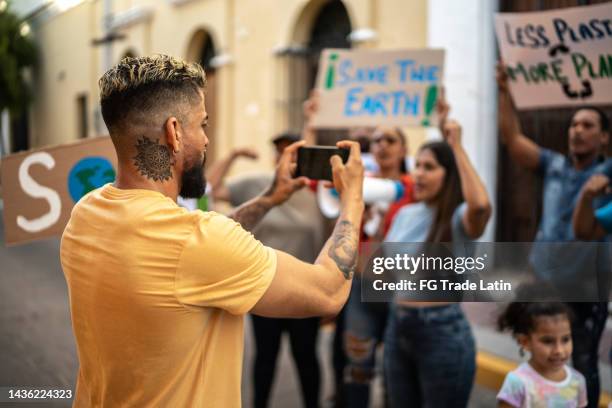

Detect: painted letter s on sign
16,152,61,233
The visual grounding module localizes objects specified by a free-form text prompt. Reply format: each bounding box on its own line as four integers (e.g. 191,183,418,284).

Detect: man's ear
164,117,181,153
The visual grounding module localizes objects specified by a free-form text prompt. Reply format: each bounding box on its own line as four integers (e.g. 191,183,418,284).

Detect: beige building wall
30,0,428,170
30,2,98,148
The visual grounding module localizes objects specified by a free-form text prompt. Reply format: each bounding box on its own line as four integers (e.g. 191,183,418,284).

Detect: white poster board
312,48,445,128
495,3,612,110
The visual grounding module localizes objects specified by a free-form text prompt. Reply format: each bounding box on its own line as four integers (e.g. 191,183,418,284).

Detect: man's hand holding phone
330,141,364,209
294,142,364,207
264,141,309,206
296,146,349,181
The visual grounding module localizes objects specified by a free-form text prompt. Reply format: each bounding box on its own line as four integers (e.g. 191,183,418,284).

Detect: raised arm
251,141,365,318
229,141,308,231
497,62,541,171
208,147,258,202
573,174,609,240
443,120,492,239
436,86,450,136
301,90,319,146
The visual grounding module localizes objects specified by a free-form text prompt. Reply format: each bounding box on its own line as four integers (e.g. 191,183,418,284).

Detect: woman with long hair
383,115,491,407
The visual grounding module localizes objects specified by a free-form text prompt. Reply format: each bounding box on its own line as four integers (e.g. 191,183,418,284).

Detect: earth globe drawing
68,157,116,203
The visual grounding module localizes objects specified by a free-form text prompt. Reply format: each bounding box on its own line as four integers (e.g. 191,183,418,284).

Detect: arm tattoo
230,199,273,232
328,220,358,280
230,176,280,231
133,136,173,181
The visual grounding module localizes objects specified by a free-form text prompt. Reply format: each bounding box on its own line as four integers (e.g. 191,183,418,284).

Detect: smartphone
295,146,350,181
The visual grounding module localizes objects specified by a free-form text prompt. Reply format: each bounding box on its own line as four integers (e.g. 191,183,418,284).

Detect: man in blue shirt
497,63,611,408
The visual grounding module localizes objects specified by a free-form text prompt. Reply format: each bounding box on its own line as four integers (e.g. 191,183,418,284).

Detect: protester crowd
191,58,611,408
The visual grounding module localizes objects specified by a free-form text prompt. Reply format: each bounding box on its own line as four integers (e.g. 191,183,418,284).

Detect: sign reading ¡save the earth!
495,2,612,110
312,48,445,128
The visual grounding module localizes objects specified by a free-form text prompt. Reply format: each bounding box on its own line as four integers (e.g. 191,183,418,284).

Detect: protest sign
312,48,445,128
495,3,612,109
1,136,117,246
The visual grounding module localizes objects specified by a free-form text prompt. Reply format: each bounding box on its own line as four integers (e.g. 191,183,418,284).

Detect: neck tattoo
133,136,173,181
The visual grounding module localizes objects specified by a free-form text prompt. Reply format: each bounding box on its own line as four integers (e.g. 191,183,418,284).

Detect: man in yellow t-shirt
60,55,364,407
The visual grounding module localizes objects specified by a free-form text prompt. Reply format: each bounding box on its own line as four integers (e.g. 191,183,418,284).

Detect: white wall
428,0,499,241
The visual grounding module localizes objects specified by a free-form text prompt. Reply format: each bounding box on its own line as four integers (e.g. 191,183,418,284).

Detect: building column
428,0,499,241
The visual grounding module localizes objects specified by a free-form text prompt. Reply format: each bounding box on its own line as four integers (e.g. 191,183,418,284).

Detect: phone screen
295,146,350,181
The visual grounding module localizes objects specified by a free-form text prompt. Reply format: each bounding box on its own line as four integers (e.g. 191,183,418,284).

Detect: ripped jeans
344,277,389,408
383,303,476,408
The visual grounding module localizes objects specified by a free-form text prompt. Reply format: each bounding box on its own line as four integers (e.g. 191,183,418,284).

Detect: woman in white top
383,119,491,408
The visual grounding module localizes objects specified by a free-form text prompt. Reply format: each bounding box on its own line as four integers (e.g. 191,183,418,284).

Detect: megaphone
317,177,405,218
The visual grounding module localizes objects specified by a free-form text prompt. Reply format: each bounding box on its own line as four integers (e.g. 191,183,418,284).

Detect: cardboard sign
1,136,117,246
312,48,445,128
495,3,612,110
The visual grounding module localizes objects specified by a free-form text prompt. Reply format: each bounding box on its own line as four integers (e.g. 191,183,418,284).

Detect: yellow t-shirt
60,184,276,407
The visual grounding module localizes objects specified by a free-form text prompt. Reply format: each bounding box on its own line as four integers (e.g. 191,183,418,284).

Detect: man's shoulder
539,148,568,172
190,211,249,239
67,186,201,236
194,210,232,225
595,156,612,176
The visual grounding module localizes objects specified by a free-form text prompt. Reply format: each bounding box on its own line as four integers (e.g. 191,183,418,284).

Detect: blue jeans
384,304,476,408
344,278,389,408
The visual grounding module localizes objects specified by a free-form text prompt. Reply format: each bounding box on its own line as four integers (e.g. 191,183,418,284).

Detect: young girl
497,302,587,408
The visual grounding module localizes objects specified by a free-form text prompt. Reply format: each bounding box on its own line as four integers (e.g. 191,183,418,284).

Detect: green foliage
0,2,37,115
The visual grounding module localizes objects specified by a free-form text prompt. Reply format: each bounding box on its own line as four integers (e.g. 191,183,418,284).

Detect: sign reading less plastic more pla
312,48,445,128
1,136,117,246
495,2,612,110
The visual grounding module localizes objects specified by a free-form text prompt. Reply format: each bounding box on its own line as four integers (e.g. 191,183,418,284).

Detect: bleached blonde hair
99,54,206,99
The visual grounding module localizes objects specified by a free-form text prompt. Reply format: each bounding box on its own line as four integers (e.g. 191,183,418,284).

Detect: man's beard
180,153,207,199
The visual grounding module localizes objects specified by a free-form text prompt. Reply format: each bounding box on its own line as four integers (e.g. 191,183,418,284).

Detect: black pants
332,306,347,408
251,315,320,408
567,302,608,408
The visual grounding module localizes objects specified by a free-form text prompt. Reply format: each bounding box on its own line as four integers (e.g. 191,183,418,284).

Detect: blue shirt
536,149,612,242
385,201,470,244
385,202,474,302
530,149,612,288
